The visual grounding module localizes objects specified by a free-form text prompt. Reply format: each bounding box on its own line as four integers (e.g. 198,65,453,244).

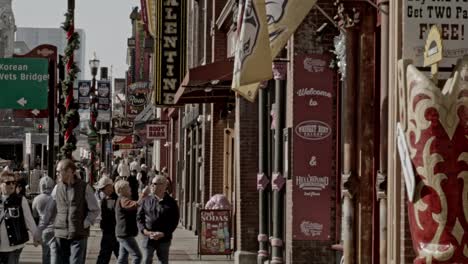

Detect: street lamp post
88,52,100,184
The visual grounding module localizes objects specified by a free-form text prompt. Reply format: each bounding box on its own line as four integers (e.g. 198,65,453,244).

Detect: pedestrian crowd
0,157,179,264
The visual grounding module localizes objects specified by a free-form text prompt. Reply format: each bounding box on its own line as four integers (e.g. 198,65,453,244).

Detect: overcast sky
13,0,137,80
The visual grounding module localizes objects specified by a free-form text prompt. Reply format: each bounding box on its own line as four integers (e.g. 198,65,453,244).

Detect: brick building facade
141,0,456,263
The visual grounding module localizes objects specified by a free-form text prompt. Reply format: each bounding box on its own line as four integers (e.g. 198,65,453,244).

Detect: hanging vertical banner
154,0,187,105
97,80,111,121
292,54,335,241
78,80,91,110
97,81,111,111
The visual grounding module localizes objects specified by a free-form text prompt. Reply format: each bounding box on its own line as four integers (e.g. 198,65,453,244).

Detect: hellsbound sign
154,0,187,105
292,54,335,241
0,58,49,109
403,1,468,68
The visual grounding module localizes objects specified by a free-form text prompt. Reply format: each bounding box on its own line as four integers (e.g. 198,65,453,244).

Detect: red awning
174,60,234,104
112,135,134,149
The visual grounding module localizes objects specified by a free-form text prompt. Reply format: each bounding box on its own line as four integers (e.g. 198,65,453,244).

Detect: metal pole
342,28,359,264
47,58,56,177
41,144,44,171
58,56,65,152
90,74,97,183
271,78,285,264
377,1,389,263
257,86,269,263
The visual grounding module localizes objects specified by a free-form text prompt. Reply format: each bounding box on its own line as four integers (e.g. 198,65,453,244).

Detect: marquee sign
154,0,187,105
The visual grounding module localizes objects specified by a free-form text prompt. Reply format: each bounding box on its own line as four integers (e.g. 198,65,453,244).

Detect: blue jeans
142,240,171,264
117,237,142,264
0,248,22,264
41,229,55,264
50,237,88,264
96,233,119,264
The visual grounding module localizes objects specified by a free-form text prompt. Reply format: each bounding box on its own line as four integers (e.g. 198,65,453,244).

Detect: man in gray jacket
32,176,56,264
50,159,100,264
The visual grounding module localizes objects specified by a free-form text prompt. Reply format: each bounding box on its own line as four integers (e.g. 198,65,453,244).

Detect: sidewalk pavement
20,225,234,264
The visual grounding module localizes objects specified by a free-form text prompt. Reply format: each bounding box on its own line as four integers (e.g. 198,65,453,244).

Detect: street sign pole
47,59,56,178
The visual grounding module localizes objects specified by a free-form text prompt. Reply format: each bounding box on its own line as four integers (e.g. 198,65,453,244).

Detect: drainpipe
271,74,286,264
377,1,389,263
342,28,359,264
257,87,269,264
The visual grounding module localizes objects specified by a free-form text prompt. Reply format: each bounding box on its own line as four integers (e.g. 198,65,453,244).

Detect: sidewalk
20,225,234,263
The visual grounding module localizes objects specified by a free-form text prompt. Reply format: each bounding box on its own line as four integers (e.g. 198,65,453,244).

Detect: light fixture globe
89,52,100,76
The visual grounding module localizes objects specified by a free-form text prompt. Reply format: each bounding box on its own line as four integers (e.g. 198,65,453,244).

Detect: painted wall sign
403,0,468,68
292,54,335,241
199,210,232,255
154,0,187,105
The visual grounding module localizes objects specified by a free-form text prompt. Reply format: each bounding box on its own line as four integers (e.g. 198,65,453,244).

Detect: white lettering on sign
0,64,28,71
295,120,331,140
303,58,326,73
296,88,332,98
300,221,323,237
201,211,229,222
295,175,329,191
403,0,468,68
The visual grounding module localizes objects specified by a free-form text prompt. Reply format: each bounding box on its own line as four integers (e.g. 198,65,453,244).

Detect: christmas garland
59,10,81,159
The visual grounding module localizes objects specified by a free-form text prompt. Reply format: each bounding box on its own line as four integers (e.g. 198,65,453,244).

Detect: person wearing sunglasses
137,175,179,264
0,171,40,264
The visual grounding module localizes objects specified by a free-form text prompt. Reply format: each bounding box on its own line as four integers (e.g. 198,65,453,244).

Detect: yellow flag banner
267,0,318,57
145,0,156,37
232,0,318,102
232,0,272,99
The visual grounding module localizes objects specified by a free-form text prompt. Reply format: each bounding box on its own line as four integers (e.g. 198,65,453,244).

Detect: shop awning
112,135,134,149
174,60,234,104
134,104,156,125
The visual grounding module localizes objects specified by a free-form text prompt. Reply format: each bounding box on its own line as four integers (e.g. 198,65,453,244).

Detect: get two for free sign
0,58,49,109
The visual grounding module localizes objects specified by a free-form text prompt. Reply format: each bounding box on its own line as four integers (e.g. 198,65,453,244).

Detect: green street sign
0,58,49,109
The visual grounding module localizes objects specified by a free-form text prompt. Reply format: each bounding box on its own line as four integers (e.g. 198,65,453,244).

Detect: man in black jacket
137,175,179,264
95,177,119,264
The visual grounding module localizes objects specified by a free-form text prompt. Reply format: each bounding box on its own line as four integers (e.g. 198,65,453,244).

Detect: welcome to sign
154,0,187,105
403,0,468,68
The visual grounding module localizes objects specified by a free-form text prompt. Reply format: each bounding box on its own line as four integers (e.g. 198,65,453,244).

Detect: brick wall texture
286,1,339,263
235,96,259,252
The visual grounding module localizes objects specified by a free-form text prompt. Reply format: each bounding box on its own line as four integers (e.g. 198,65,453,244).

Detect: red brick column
234,96,259,264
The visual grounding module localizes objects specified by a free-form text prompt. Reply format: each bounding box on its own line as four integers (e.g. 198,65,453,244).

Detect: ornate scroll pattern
402,57,468,264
